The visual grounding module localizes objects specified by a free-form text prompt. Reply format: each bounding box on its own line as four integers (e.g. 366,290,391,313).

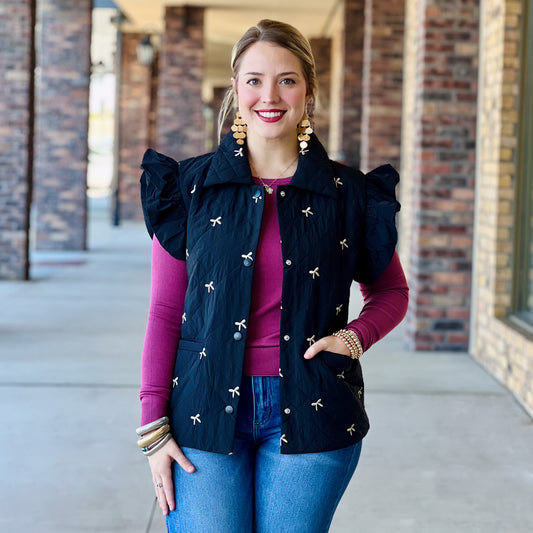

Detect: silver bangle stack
332,329,364,360
136,416,171,456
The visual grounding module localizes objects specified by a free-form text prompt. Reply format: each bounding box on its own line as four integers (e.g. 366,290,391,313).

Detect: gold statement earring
297,114,313,155
232,111,247,145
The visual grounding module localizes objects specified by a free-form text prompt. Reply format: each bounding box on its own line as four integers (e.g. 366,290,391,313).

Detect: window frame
512,0,533,330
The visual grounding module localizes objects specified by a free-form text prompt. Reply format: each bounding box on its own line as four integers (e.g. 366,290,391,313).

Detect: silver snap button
285,259,292,266
280,191,286,197
234,331,243,341
284,408,291,415
283,335,290,342
225,405,234,414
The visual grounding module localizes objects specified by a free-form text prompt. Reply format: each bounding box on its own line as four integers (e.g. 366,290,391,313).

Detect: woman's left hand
303,335,350,360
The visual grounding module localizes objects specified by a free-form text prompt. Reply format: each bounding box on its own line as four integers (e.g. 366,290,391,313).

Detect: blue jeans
167,376,362,533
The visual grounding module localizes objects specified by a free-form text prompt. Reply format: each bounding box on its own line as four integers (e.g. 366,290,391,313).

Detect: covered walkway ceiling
114,0,340,87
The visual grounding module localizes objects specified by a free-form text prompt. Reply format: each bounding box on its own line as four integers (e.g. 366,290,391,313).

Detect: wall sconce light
137,35,155,66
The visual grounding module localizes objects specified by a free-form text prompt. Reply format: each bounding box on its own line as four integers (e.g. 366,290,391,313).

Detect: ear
231,77,237,94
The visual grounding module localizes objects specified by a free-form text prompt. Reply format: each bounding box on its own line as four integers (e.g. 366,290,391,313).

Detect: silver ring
155,483,163,489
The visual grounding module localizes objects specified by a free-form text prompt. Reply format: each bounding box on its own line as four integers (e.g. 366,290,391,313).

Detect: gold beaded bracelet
333,329,364,360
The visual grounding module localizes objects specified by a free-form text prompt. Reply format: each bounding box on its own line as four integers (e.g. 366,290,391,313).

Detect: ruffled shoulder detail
360,164,401,283
140,148,187,261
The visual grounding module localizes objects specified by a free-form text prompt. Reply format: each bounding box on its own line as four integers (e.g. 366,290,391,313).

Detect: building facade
0,0,531,413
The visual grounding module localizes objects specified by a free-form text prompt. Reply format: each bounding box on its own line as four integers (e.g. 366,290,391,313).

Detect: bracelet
136,416,169,436
332,329,363,360
137,425,170,449
143,433,172,456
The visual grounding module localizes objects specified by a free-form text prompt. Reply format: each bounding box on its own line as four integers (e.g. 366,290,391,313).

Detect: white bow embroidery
311,399,324,411
228,386,240,398
309,267,320,279
234,319,247,331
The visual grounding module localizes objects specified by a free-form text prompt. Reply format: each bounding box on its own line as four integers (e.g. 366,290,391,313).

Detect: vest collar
204,132,338,199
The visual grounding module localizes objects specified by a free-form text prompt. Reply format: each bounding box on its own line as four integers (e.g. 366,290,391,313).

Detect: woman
137,19,408,532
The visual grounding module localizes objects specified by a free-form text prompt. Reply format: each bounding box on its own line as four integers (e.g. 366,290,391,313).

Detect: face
232,41,311,145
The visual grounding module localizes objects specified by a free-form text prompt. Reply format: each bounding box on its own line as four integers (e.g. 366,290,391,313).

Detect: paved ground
1,199,532,532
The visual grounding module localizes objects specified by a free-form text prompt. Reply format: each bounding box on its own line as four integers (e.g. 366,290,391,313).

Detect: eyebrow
242,71,301,77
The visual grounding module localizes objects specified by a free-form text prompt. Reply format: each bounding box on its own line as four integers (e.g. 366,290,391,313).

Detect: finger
154,481,170,515
172,446,196,473
303,338,327,359
161,472,176,512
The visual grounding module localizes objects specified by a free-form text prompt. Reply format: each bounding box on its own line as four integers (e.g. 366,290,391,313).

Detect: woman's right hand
147,437,196,515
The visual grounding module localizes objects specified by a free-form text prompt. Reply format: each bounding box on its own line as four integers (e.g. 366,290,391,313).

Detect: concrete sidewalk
1,199,532,532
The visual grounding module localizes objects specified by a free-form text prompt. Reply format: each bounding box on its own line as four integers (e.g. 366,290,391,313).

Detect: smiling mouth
255,110,285,121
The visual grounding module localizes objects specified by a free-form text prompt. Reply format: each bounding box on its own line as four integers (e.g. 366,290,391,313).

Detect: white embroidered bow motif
205,281,215,293
252,194,262,204
347,424,356,436
234,319,247,331
172,377,179,388
199,347,207,359
190,184,197,194
309,267,320,279
301,207,314,218
210,216,222,227
307,335,316,347
280,434,288,445
334,177,343,188
228,386,240,398
340,239,348,250
241,252,253,261
234,147,244,157
337,371,345,380
279,368,284,378
311,398,324,411
336,304,343,315
190,414,201,426
182,313,187,324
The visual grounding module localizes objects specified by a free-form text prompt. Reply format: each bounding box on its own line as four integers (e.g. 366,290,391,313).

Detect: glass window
514,0,533,325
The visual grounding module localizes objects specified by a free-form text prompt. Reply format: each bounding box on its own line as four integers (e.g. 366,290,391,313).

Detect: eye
246,78,260,86
280,78,296,85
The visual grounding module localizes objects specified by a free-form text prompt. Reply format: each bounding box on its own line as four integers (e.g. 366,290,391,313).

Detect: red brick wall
341,0,365,167
118,32,154,221
403,0,479,350
156,6,205,160
0,0,35,279
33,0,92,250
360,0,405,172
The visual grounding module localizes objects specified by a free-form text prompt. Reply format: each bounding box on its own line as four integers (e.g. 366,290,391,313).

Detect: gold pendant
264,185,274,195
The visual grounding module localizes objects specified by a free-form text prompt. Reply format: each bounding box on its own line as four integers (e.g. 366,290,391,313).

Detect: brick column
341,0,365,167
400,0,479,351
33,0,92,250
156,6,205,159
118,33,154,221
360,0,405,172
310,37,332,149
0,0,35,279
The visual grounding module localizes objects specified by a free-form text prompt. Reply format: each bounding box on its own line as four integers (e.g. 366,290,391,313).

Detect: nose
261,81,280,104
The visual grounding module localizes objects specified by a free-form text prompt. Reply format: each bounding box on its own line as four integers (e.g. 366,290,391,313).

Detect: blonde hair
217,19,317,143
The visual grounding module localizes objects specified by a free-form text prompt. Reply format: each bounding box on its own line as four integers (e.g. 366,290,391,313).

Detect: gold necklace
252,156,298,195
